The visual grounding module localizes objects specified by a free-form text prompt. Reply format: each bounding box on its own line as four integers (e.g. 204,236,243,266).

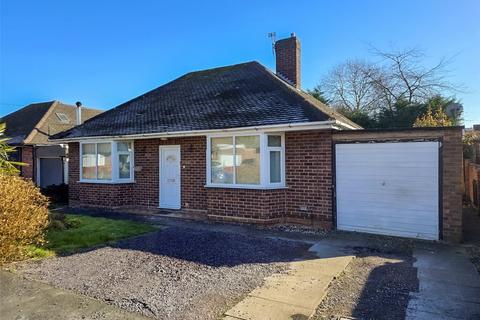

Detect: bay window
80,141,134,183
207,133,284,188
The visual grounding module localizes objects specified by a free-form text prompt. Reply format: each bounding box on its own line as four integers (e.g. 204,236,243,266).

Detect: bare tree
368,48,462,108
318,48,463,116
320,60,380,113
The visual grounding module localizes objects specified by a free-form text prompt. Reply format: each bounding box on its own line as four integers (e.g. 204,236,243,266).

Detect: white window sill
204,184,288,190
78,180,135,184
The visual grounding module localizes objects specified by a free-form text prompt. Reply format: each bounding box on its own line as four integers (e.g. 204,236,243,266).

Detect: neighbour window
208,133,284,188
55,112,70,123
80,141,134,183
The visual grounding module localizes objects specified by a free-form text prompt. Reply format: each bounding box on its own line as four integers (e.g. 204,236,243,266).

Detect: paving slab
225,296,312,320
406,245,480,320
224,240,354,320
289,256,353,277
248,272,333,309
0,271,148,320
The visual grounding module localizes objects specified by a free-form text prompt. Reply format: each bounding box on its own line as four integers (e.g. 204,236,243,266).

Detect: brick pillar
20,146,34,180
442,129,463,242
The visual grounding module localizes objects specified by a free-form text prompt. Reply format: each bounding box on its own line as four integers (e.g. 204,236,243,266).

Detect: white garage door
335,141,439,240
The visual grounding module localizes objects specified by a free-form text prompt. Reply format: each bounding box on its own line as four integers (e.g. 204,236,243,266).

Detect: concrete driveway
406,244,480,319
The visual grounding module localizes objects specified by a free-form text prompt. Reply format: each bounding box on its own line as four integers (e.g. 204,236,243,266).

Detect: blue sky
1,0,479,126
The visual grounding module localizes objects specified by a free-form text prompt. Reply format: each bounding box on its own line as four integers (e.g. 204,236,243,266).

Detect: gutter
50,120,359,143
332,120,360,130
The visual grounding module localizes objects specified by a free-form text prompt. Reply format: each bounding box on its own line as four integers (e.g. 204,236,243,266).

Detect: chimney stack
274,33,301,88
75,101,82,125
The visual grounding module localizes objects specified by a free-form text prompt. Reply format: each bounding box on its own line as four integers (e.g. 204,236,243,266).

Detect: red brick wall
68,143,134,207
68,136,207,211
131,137,207,211
206,188,286,221
68,130,334,228
68,143,80,204
441,129,463,242
207,130,334,227
20,146,34,180
68,127,463,242
285,130,333,229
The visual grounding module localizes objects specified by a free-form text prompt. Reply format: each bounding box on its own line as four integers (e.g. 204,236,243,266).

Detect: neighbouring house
1,101,102,187
52,34,463,242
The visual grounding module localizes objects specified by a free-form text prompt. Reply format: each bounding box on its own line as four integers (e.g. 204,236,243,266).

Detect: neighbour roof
1,101,103,145
53,61,360,140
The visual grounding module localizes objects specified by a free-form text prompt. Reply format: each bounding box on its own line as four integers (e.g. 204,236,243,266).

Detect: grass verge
28,214,156,258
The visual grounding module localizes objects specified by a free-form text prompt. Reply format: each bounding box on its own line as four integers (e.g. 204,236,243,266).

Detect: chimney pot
274,33,301,88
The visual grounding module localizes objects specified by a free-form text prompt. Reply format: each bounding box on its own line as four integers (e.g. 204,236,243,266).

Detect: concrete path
406,245,480,320
0,271,149,320
223,240,354,320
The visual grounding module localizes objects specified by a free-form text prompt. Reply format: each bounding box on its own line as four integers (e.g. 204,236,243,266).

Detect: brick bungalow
2,101,102,187
52,35,463,242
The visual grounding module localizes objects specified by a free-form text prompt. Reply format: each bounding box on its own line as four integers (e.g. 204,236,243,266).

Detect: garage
335,141,440,240
39,158,64,188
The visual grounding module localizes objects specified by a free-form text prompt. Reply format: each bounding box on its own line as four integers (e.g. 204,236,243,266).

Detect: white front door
159,146,181,209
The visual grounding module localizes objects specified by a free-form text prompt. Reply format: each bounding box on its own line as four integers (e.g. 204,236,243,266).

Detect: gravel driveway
17,226,312,320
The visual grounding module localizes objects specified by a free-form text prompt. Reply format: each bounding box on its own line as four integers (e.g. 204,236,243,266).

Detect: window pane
97,143,112,180
119,154,131,179
81,144,96,179
270,151,281,183
268,135,282,147
211,137,234,184
117,141,132,152
235,136,260,184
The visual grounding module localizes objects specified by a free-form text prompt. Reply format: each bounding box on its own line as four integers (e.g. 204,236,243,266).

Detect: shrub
0,175,49,264
41,183,68,204
48,211,74,230
463,131,480,160
413,106,453,127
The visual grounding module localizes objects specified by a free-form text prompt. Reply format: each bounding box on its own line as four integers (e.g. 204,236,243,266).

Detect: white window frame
79,140,134,184
206,132,285,189
265,134,285,187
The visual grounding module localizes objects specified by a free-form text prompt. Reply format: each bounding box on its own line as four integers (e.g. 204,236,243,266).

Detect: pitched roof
53,61,360,140
1,101,103,145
